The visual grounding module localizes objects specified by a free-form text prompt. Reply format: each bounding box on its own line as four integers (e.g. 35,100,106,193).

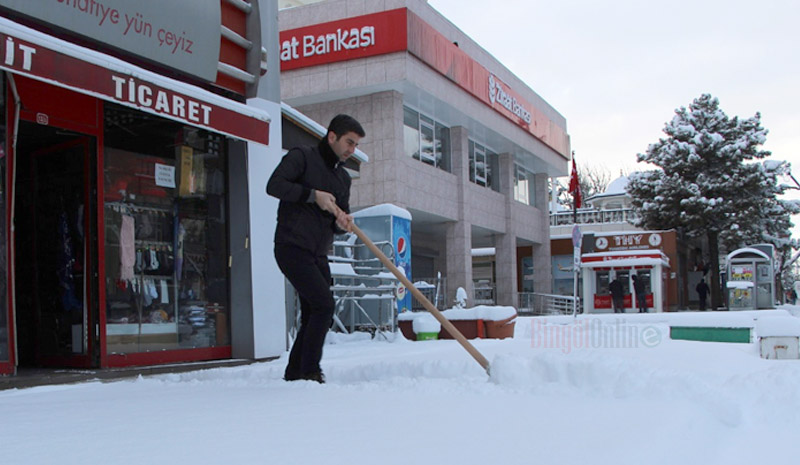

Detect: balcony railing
550,208,639,227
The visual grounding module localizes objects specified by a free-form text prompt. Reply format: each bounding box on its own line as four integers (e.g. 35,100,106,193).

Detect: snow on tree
627,93,800,308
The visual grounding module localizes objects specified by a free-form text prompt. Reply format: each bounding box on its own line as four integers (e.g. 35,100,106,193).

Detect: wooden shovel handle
350,224,491,374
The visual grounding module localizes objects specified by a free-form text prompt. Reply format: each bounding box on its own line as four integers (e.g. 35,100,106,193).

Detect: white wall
246,97,287,358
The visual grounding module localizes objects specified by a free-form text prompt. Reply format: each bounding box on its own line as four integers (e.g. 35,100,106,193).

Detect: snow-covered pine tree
627,94,799,309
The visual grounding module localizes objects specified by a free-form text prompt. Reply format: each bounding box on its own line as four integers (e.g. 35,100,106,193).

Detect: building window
103,103,230,355
468,140,499,192
403,106,450,171
514,164,536,206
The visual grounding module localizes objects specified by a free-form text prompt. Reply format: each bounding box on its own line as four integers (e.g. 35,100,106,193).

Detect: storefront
0,1,273,375
581,250,670,313
551,230,680,313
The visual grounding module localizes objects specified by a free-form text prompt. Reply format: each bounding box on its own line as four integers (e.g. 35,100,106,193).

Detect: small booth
581,250,670,313
726,246,775,310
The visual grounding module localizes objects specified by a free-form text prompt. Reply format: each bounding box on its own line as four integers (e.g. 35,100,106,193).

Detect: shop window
596,270,610,295
469,140,499,192
403,107,420,161
614,270,631,295
0,73,7,362
103,104,229,355
636,270,652,294
521,256,534,292
403,106,450,171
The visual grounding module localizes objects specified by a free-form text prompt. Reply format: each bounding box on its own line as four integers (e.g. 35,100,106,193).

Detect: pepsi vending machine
352,204,412,313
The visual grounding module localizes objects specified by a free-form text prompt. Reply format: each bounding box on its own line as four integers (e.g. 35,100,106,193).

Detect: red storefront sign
279,9,408,71
0,26,269,145
594,294,653,309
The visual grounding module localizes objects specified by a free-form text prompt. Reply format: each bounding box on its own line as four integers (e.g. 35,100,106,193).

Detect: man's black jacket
609,279,624,298
266,140,351,256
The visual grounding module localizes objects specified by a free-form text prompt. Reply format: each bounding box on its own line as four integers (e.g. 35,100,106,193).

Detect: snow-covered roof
727,247,770,262
586,175,630,202
472,247,496,257
582,257,669,269
581,249,670,268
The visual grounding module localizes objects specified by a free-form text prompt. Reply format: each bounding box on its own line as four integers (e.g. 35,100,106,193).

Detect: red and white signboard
0,21,269,145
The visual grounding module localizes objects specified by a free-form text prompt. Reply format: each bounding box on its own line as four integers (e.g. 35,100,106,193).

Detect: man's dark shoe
283,369,301,381
301,371,325,384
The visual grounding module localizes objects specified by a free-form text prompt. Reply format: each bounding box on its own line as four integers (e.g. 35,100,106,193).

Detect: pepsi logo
397,236,407,256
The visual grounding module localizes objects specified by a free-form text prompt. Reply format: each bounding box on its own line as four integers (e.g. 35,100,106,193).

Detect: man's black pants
275,244,335,378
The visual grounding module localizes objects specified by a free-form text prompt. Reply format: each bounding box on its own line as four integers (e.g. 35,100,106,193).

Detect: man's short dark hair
327,114,365,138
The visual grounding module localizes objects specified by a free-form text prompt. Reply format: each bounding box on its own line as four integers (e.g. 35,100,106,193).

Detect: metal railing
550,208,639,226
411,276,447,310
474,283,496,305
517,292,581,315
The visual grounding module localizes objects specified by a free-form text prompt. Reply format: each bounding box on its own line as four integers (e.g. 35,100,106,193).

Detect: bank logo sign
488,74,532,124
278,9,407,71
281,26,376,61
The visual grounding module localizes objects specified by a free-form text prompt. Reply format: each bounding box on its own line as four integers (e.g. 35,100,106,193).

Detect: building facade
279,0,571,307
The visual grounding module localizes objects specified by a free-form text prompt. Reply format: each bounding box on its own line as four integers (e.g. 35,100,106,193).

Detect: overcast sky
427,0,800,181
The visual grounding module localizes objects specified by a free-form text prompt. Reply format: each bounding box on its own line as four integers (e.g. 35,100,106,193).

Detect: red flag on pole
568,153,582,209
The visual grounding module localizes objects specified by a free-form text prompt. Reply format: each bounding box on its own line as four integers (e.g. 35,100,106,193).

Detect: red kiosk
581,249,670,313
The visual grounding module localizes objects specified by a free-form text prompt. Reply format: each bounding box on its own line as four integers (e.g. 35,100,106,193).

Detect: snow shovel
350,223,491,375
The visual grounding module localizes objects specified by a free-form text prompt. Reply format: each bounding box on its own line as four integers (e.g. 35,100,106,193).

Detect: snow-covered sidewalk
2,310,800,465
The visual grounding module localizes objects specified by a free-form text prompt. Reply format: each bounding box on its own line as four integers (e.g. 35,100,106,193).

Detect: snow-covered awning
581,249,670,269
0,16,270,145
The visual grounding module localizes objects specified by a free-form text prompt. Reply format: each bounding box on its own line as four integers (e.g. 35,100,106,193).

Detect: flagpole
573,192,577,224
569,151,581,316
570,151,578,224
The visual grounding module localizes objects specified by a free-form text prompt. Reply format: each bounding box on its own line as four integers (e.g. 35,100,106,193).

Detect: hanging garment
57,211,81,312
120,214,136,281
175,223,186,279
148,249,160,272
160,279,169,304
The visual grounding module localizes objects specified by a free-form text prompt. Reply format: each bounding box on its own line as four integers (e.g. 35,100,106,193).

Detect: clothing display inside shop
102,114,230,354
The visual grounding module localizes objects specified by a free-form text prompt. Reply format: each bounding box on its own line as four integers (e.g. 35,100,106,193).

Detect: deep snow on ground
3,308,800,465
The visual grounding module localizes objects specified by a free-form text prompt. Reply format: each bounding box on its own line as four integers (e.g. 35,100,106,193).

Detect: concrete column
445,126,473,304
533,172,553,294
495,232,518,307
496,153,517,307
446,220,473,305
